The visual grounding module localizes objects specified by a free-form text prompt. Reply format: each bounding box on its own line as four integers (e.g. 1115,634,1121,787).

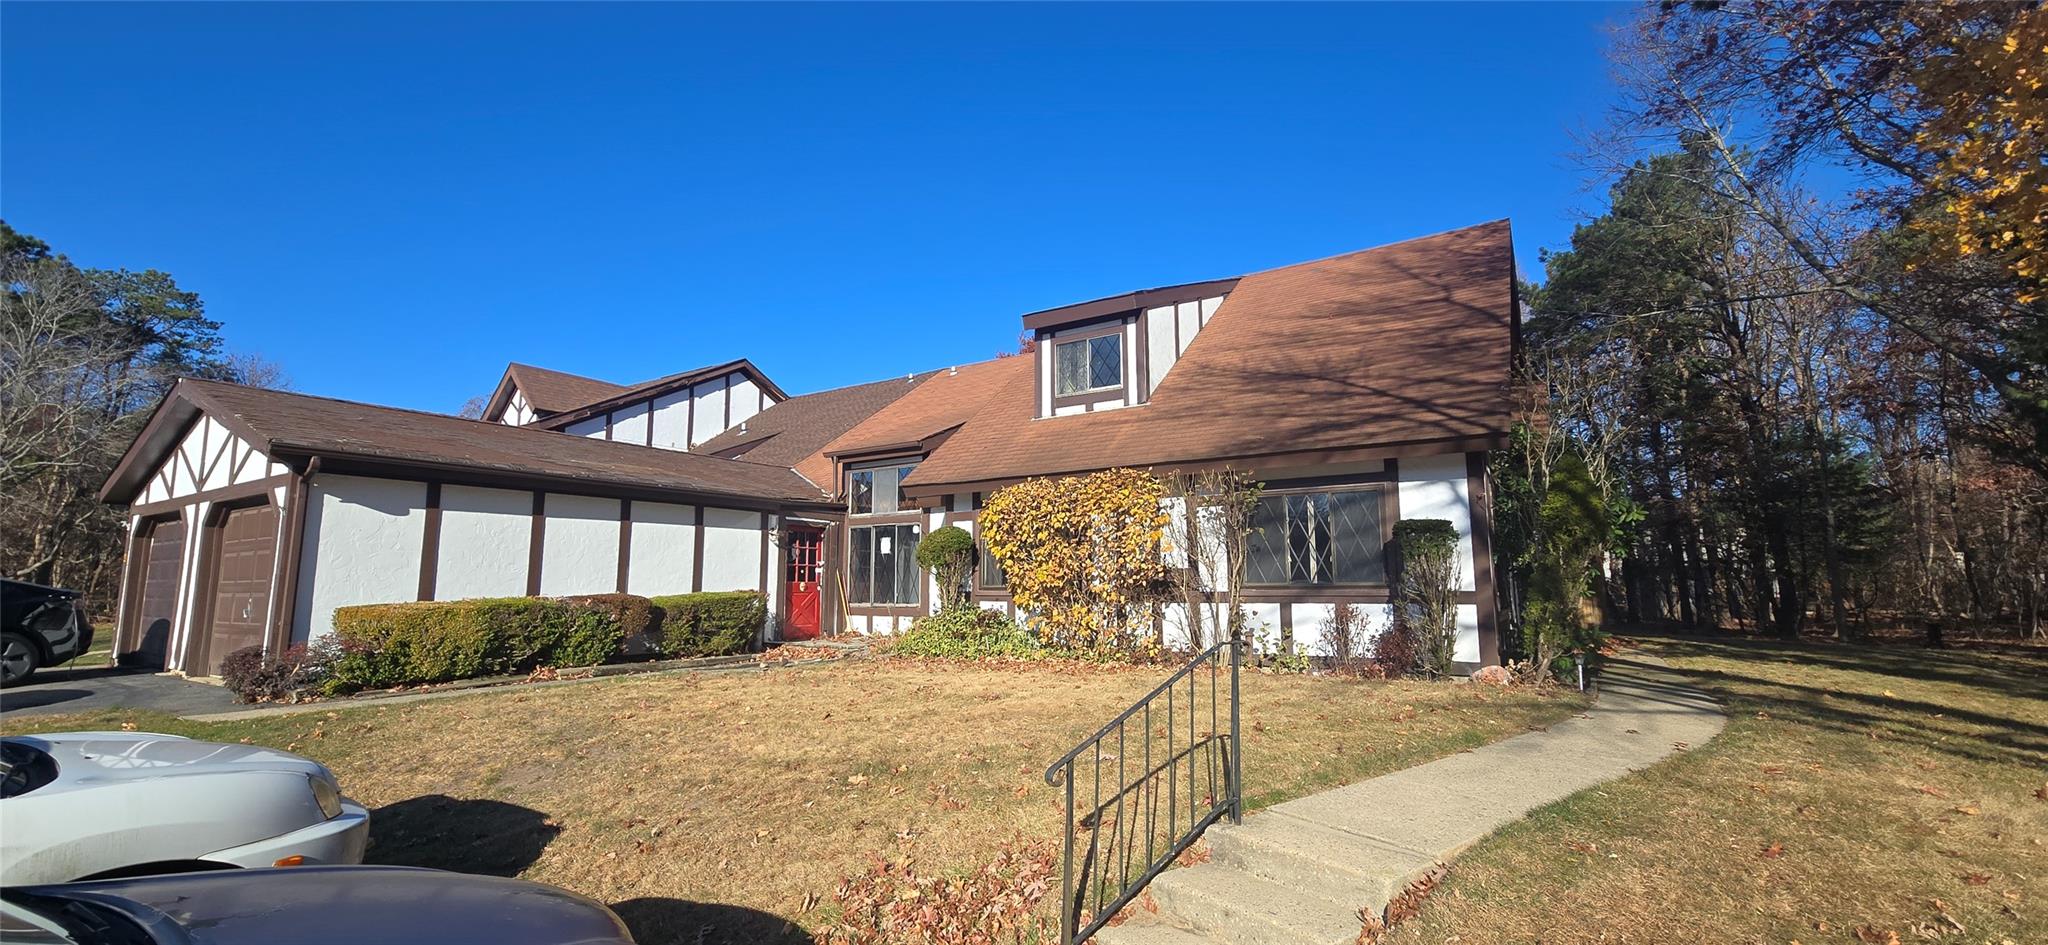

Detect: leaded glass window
1054,334,1122,395
1244,488,1387,586
849,523,923,604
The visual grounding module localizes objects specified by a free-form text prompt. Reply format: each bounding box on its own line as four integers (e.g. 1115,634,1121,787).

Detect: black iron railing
1043,638,1242,944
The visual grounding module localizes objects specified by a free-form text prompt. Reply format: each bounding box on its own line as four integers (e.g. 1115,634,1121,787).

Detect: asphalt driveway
1,663,241,718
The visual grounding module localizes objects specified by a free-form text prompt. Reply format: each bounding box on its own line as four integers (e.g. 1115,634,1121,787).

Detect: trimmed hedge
329,594,638,692
649,591,765,657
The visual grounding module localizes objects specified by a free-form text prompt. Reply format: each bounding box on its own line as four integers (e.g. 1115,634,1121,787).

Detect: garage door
122,519,185,669
202,504,278,675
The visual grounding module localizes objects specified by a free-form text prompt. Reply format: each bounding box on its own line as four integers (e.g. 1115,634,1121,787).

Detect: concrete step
1205,813,1439,915
1093,919,1223,945
1147,863,1367,945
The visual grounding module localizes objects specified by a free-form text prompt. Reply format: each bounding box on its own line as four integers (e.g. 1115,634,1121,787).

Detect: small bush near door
648,591,765,657
329,594,638,692
219,640,339,703
893,607,1040,661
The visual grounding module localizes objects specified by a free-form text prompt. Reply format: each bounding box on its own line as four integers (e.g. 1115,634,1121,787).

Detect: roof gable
484,363,630,420
905,220,1520,488
103,379,832,508
692,373,934,488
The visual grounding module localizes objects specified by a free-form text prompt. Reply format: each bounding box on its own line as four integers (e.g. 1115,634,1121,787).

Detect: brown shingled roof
820,357,1032,461
496,363,631,416
905,220,1519,489
534,359,790,432
693,373,936,488
102,379,831,508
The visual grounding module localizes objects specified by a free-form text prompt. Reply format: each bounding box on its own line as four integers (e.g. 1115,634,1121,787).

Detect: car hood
7,733,331,785
29,866,633,945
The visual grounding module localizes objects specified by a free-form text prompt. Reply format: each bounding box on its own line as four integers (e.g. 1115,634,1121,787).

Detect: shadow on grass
1614,638,2048,768
610,898,814,945
1622,628,2048,699
366,794,562,876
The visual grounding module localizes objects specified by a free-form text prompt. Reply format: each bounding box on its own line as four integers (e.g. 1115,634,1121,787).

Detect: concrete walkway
1099,658,1727,945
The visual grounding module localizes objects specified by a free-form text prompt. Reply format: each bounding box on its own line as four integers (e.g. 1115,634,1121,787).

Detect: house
98,220,1518,675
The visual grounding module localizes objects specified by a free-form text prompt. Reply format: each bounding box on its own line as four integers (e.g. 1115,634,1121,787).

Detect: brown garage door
202,504,279,675
123,519,185,669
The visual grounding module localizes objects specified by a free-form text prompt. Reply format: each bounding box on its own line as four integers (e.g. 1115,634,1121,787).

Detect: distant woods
1,221,284,602
1498,2,2046,646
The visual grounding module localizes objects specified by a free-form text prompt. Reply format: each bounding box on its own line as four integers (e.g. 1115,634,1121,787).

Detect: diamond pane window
1243,488,1387,586
849,470,874,514
850,527,873,602
1087,334,1122,390
1053,333,1123,396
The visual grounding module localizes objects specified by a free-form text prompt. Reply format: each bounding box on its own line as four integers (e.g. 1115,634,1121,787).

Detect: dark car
1,579,93,687
0,865,636,945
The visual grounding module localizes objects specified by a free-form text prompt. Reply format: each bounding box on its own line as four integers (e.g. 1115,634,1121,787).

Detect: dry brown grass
3,658,1578,944
1383,635,2048,945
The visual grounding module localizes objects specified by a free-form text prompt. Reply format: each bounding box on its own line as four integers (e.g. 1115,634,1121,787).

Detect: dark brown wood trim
822,522,843,637
758,511,772,640
602,411,614,441
1228,589,1481,605
1133,312,1151,405
1278,602,1293,652
291,455,836,515
691,505,706,592
902,436,1506,503
112,518,152,662
1020,277,1240,331
1384,458,1403,587
127,473,293,518
685,384,697,448
268,458,316,653
526,492,546,596
1467,451,1501,666
616,499,633,593
531,359,791,432
723,373,734,431
418,482,442,601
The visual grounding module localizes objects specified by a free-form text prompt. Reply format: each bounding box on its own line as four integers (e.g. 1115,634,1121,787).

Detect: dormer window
1054,334,1122,396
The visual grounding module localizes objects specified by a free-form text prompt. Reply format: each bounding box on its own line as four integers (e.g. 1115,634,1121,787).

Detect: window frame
1050,324,1127,402
846,521,924,605
1241,483,1394,589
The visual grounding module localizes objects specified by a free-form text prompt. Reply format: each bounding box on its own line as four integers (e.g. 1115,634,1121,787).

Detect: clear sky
3,2,1633,412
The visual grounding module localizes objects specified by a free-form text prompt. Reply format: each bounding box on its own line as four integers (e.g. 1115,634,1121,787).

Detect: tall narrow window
1053,333,1122,395
849,470,874,514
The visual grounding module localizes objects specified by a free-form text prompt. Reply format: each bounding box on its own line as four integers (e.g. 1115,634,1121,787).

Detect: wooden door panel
124,520,185,669
204,504,278,674
784,528,824,640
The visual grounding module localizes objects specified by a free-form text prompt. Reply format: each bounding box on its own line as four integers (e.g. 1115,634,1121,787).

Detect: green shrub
560,593,654,662
916,525,977,609
329,594,647,691
1394,518,1461,677
649,591,765,657
894,607,1041,660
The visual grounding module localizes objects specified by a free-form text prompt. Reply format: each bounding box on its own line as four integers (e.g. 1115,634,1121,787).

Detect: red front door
784,527,824,640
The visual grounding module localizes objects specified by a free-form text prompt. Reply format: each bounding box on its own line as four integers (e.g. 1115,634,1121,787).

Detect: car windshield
0,890,156,945
0,740,59,799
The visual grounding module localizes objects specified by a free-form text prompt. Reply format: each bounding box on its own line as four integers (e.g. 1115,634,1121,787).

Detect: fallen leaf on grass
2033,783,2047,802
1961,872,1992,886
1853,925,1901,945
1953,805,1980,816
1918,785,1949,798
1759,842,1784,859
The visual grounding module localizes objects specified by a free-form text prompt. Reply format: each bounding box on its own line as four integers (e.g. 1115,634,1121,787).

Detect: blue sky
3,2,1632,412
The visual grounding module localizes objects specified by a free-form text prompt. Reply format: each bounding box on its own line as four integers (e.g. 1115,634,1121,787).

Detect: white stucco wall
1397,452,1480,663
539,493,620,596
139,416,288,507
435,484,532,600
728,375,762,428
565,416,606,439
627,501,697,596
699,506,762,591
611,401,651,446
294,474,428,642
690,381,728,447
649,391,691,450
1398,454,1475,592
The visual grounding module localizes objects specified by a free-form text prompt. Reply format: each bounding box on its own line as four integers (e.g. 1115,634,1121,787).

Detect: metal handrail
1044,637,1242,945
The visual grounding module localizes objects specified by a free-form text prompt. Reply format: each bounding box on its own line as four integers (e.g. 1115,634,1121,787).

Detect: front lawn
1385,635,2048,945
1,658,1581,944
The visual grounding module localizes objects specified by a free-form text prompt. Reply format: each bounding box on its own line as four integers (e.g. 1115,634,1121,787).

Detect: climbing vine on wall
979,468,1171,653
